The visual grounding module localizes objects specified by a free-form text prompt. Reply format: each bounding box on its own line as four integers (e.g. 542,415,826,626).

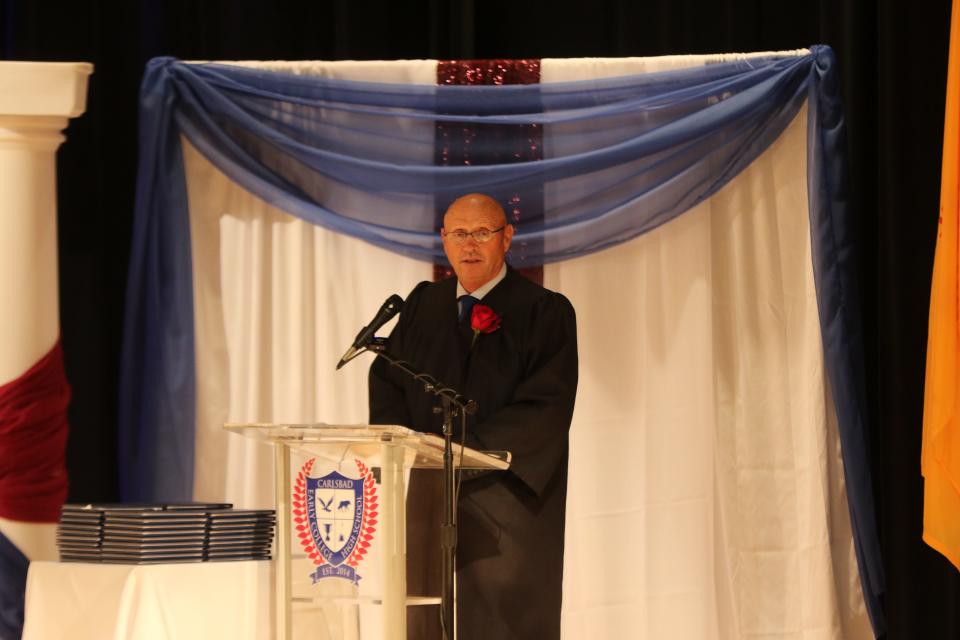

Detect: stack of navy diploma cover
57,504,275,564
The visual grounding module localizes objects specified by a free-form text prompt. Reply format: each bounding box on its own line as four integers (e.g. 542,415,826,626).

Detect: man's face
442,200,514,292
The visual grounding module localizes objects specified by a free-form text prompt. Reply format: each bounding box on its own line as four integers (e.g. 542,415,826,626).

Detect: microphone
336,294,404,369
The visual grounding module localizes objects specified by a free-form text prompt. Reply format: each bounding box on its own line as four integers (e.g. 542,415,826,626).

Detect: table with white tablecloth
22,560,271,639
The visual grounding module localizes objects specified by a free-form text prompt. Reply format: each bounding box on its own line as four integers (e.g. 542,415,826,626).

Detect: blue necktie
458,295,479,323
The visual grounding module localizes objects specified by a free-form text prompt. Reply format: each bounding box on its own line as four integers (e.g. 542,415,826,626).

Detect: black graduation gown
369,268,578,639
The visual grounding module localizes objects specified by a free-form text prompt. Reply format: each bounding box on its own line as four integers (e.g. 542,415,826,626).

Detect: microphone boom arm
365,338,478,415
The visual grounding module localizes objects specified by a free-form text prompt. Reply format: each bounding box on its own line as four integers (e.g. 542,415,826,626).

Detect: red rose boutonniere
470,304,501,347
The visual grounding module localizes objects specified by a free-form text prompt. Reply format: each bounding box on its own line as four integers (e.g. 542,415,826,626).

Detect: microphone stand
366,338,476,640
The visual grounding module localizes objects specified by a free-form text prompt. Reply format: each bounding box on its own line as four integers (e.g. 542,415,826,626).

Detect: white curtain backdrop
182,55,872,639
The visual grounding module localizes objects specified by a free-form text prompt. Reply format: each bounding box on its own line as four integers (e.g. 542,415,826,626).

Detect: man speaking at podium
369,193,578,639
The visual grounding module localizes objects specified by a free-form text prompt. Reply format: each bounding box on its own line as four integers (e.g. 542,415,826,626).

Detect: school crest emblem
293,458,377,584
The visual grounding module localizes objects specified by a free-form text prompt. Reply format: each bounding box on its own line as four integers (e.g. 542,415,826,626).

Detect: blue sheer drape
0,532,27,639
158,54,813,261
120,46,885,635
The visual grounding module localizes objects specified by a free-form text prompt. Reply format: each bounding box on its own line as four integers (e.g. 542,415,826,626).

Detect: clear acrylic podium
224,423,510,640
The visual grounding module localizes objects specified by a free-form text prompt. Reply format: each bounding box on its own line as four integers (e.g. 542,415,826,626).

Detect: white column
0,61,92,561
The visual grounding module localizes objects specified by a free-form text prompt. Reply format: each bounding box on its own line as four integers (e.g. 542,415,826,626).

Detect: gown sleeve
368,281,430,427
469,292,579,497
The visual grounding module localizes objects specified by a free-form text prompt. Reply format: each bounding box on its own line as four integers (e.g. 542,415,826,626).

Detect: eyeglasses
441,226,505,244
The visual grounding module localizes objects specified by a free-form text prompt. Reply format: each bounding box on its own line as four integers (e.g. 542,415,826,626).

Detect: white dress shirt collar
457,263,507,301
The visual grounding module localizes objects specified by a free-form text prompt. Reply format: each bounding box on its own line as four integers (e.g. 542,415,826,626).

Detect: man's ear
503,224,515,251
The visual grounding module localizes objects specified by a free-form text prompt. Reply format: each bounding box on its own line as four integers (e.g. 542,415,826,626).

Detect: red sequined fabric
437,59,541,86
0,341,70,523
434,59,544,285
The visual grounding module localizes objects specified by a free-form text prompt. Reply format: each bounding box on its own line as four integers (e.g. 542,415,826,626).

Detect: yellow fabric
923,0,960,572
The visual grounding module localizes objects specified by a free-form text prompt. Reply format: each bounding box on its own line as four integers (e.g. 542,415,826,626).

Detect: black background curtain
1,0,956,637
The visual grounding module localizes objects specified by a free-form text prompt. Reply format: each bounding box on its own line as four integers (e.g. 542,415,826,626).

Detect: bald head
441,193,514,292
444,193,508,228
